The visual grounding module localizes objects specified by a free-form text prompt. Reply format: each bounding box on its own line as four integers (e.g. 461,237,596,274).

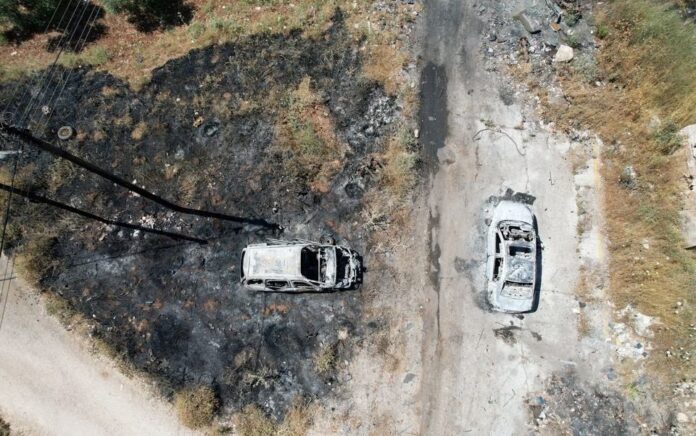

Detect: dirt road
0,260,197,436
418,0,608,434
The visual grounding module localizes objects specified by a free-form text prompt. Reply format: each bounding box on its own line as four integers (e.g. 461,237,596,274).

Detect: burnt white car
486,201,538,313
240,240,361,292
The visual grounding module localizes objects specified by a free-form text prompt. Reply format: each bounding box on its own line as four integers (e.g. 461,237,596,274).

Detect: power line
0,0,102,334
38,1,102,133
9,0,81,126
0,0,71,120
0,182,208,244
19,0,92,126
0,123,283,230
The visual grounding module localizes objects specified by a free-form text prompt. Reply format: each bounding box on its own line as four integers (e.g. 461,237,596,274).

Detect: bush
101,0,192,31
174,385,218,429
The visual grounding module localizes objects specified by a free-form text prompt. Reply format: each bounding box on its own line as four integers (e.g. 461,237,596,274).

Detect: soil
0,257,197,436
0,10,404,420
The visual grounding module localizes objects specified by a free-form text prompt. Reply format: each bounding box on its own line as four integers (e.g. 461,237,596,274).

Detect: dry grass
313,341,338,375
14,232,58,286
379,127,418,201
174,385,219,429
232,399,314,436
527,0,696,380
0,0,415,92
275,76,346,192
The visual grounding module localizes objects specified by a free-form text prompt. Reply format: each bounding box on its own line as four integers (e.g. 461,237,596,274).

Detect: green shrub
652,121,684,155
596,23,609,39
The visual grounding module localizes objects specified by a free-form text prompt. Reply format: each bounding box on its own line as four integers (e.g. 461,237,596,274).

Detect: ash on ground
0,9,413,419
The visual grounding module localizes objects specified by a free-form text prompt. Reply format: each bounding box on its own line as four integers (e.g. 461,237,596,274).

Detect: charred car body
240,240,362,292
486,201,538,313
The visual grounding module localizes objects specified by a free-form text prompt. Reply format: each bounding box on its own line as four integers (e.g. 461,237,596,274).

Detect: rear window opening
247,279,262,286
509,245,532,256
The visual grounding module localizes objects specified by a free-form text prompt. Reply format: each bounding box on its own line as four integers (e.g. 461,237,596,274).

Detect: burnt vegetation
0,9,415,421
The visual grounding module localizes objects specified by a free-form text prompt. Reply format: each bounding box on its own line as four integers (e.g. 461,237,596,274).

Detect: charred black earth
0,10,401,418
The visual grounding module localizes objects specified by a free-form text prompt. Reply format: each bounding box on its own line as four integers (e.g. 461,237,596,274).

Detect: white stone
553,45,574,63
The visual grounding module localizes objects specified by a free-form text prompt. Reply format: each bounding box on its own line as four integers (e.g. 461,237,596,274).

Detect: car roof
243,245,304,280
493,200,533,224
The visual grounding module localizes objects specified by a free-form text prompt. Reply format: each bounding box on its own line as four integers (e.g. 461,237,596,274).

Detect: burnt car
240,240,362,292
485,201,538,313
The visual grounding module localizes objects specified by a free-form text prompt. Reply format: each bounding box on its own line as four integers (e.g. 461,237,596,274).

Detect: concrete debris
553,44,574,62
514,9,542,34
619,306,658,339
609,321,650,360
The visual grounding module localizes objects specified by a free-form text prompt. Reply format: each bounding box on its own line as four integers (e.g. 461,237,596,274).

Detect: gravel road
418,0,604,433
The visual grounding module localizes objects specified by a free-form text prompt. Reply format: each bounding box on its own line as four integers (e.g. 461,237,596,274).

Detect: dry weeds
526,0,696,381
174,385,219,429
232,399,314,436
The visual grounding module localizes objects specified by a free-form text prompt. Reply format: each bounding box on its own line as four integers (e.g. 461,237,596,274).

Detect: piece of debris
57,126,74,140
553,44,574,63
493,325,521,345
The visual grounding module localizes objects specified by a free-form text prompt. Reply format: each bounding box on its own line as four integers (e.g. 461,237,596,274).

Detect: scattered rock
677,412,689,423
619,165,637,189
403,373,416,384
437,147,456,165
553,44,574,63
514,9,542,34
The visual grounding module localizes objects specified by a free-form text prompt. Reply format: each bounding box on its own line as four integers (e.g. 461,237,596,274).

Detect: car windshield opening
301,246,329,282
301,247,320,281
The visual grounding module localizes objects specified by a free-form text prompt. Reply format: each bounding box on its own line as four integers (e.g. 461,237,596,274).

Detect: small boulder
514,10,542,34
553,44,574,63
619,165,637,189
